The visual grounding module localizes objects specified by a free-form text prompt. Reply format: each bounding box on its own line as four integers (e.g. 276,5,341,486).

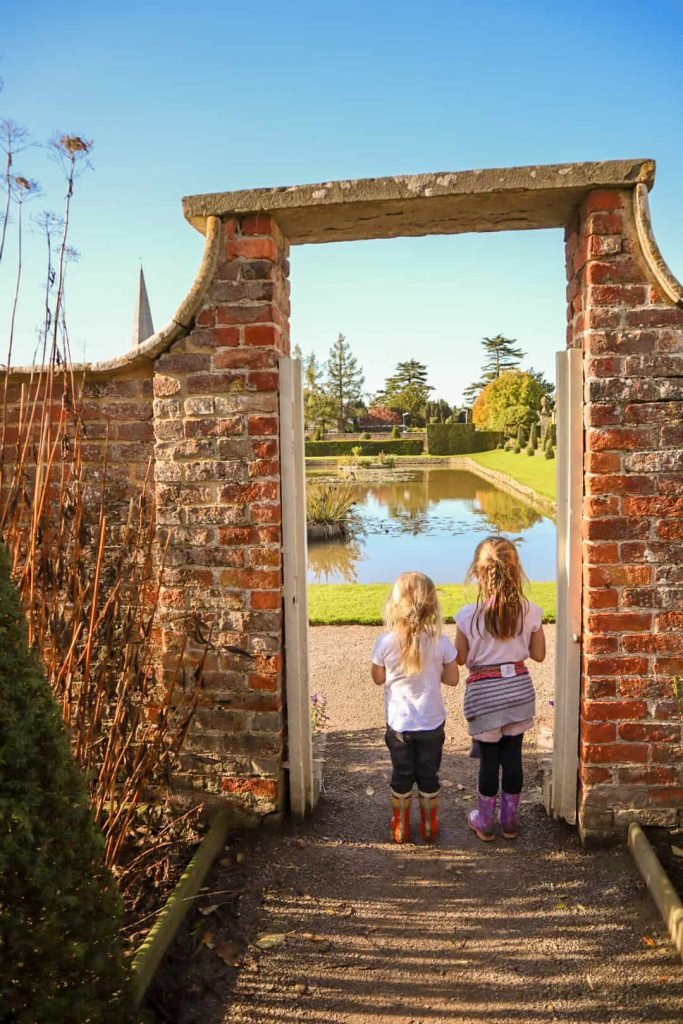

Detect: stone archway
5,159,680,843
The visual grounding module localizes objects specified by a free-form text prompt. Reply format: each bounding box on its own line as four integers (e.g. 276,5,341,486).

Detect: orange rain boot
418,790,439,843
390,790,412,843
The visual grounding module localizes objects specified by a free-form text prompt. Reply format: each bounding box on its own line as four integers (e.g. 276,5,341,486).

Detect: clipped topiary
516,423,527,447
529,422,538,449
545,445,555,459
526,445,535,457
313,427,323,441
391,424,400,439
514,444,521,454
0,543,136,1023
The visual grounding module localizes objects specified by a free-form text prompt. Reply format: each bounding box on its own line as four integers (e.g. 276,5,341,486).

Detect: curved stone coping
184,159,655,244
633,184,683,309
6,215,222,380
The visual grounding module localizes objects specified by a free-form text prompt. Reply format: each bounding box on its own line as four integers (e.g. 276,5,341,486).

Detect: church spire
132,266,154,346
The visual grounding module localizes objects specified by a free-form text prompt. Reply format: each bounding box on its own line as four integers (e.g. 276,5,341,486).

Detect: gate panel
545,348,583,824
279,357,315,817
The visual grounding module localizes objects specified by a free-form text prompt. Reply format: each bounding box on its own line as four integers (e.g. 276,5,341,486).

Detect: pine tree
380,359,433,424
463,335,526,403
325,334,365,431
0,543,135,1023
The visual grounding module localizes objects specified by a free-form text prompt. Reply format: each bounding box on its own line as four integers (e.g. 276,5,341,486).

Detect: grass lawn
468,450,557,501
308,581,556,626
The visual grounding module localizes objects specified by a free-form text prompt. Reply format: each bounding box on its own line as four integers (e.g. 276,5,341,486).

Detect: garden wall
566,188,683,843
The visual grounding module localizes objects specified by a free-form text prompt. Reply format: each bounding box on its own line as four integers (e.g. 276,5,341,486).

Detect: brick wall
566,189,683,842
153,214,290,815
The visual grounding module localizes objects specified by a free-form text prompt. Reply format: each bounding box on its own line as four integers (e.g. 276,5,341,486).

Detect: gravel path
151,625,683,1024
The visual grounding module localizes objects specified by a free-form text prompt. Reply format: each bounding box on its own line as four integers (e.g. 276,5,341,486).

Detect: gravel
150,625,683,1024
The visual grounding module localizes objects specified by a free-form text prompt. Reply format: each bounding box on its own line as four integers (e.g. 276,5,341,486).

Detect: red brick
584,518,650,541
585,542,619,565
248,459,280,477
655,612,683,631
587,565,652,587
247,416,278,436
580,765,613,785
587,612,652,632
582,722,617,743
244,325,280,347
586,428,651,452
622,495,683,517
226,237,279,261
657,519,683,540
585,474,653,496
247,371,279,390
585,452,621,474
248,672,279,692
584,496,620,518
586,261,644,286
210,326,241,347
250,503,281,524
618,766,676,785
585,679,617,699
586,211,624,235
219,568,281,589
584,636,619,655
196,306,216,327
582,698,648,720
221,777,278,798
581,742,648,764
654,657,683,676
619,723,680,742
212,349,276,370
250,590,281,610
240,214,275,236
585,588,618,609
585,191,624,214
215,303,275,326
253,439,278,458
648,787,683,805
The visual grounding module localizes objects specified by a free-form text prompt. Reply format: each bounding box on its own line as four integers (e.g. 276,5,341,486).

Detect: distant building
132,267,154,346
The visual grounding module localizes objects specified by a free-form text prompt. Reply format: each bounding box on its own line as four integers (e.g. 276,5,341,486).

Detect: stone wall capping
182,160,656,244
633,184,683,309
7,215,222,381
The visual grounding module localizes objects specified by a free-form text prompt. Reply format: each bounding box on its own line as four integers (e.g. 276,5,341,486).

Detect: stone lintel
183,159,656,244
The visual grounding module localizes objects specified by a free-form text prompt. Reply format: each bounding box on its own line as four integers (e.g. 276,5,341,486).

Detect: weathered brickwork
153,215,290,815
566,189,683,843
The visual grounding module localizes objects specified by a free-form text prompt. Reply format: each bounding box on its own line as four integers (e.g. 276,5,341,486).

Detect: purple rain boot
500,791,522,839
467,792,497,842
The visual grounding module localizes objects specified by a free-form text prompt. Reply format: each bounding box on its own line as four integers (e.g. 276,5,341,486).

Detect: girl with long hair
371,572,459,843
455,536,546,841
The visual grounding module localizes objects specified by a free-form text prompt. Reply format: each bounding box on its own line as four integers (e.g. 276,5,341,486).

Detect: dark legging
478,733,524,797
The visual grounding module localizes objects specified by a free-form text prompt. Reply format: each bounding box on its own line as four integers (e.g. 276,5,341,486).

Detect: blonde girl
371,572,459,844
455,536,546,841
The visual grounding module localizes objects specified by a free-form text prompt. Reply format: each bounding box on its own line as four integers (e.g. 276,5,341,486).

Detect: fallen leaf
198,904,219,916
254,932,286,950
365,785,375,796
586,974,595,991
462,795,473,802
441,780,454,788
554,900,568,910
671,845,683,858
574,903,588,913
291,982,308,996
456,783,466,792
235,851,246,864
219,857,231,867
641,935,656,948
216,940,241,967
201,930,215,949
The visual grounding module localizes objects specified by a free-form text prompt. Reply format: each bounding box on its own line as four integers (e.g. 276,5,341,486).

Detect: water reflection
306,468,555,584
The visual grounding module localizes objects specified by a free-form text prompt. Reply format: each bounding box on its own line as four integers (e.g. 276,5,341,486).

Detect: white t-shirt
371,631,457,732
454,601,543,669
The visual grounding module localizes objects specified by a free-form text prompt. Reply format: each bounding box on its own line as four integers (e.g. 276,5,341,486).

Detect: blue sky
1,0,682,404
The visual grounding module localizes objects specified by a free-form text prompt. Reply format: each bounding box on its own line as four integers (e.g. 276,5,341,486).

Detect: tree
471,370,544,437
325,334,365,431
380,359,433,424
0,543,135,1022
463,335,526,403
527,365,555,410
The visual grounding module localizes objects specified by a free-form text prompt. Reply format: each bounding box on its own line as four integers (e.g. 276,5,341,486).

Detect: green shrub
391,425,401,439
313,427,323,441
305,439,423,457
514,444,521,454
306,484,356,525
526,445,535,457
529,422,538,449
545,445,555,460
0,544,135,1023
351,445,363,458
359,432,371,440
425,424,502,456
517,423,528,447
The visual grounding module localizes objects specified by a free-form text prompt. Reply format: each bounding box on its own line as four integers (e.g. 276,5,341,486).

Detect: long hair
466,535,528,640
384,571,442,675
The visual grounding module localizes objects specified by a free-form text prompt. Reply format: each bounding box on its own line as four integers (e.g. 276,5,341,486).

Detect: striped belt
467,661,527,684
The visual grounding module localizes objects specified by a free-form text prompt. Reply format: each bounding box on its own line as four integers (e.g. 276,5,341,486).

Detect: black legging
478,733,524,797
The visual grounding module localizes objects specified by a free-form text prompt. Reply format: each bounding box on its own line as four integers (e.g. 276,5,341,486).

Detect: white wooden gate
545,348,583,824
279,357,315,817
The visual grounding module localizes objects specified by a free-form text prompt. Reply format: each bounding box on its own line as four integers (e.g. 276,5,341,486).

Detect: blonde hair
384,571,442,675
466,535,528,640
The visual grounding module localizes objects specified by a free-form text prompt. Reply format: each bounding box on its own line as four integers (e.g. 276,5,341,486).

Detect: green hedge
305,439,424,457
426,424,502,456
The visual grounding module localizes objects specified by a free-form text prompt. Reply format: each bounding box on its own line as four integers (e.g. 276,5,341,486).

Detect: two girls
372,536,545,843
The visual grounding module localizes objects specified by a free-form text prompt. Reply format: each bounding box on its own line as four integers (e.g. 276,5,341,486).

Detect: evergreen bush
545,445,555,460
391,425,401,439
529,422,538,449
359,432,371,440
313,427,323,441
526,445,535,457
305,439,423,457
0,544,135,1023
517,423,528,447
513,444,521,454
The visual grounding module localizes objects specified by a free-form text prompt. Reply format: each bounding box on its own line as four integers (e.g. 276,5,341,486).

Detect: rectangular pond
306,467,555,584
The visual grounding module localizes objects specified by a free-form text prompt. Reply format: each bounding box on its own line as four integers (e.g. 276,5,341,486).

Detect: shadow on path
149,726,683,1024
